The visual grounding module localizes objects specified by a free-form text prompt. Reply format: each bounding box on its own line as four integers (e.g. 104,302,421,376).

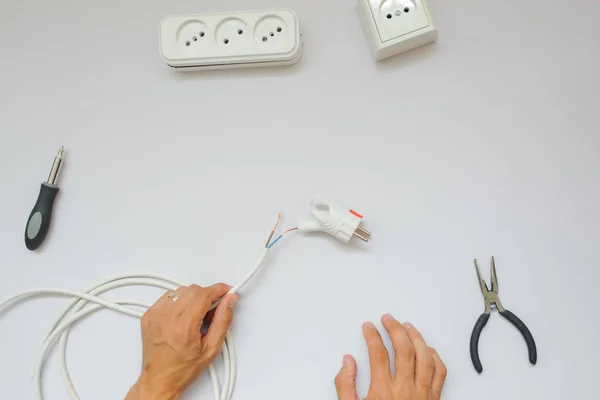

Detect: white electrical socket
358,0,437,61
159,9,302,71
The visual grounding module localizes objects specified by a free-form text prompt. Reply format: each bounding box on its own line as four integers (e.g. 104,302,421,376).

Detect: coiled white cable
0,249,270,400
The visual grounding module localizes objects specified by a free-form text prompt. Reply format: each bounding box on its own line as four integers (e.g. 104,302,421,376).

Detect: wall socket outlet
159,9,302,71
358,0,437,61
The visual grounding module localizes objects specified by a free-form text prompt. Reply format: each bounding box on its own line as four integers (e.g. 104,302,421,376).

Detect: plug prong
353,226,371,242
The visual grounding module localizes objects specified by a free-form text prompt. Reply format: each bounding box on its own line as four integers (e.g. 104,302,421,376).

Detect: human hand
125,284,237,400
335,314,447,400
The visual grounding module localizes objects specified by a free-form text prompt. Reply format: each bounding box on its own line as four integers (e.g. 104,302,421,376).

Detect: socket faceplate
358,0,437,61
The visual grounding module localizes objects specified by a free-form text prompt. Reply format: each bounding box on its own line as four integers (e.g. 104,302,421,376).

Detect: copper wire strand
272,212,282,232
265,212,282,247
282,227,298,235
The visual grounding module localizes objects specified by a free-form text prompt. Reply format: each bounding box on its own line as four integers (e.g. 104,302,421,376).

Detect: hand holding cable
125,284,237,400
0,213,296,400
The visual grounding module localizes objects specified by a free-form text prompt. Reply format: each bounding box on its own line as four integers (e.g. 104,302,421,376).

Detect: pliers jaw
474,257,505,313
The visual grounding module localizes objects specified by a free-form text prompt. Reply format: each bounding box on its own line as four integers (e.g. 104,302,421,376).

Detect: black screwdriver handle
499,309,538,366
25,183,59,251
470,313,490,374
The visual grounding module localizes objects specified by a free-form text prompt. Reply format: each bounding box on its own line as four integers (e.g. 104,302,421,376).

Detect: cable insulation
0,250,271,400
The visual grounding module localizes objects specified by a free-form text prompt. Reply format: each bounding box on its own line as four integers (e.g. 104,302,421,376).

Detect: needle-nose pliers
470,257,538,374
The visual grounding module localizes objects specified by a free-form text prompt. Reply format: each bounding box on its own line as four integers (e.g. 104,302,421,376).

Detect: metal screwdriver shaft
47,146,64,185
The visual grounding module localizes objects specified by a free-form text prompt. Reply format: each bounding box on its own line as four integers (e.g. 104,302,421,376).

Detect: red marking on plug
350,210,363,219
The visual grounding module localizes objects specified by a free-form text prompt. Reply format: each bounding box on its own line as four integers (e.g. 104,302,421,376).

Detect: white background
0,0,598,399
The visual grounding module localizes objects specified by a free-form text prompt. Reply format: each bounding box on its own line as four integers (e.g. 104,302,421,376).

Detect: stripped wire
268,227,298,249
272,212,282,231
265,212,282,248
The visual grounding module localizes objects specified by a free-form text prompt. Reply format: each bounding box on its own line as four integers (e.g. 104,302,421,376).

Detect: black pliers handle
470,257,538,374
470,309,537,373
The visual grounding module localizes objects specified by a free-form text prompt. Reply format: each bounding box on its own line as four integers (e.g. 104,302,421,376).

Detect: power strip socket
358,0,437,61
159,9,303,71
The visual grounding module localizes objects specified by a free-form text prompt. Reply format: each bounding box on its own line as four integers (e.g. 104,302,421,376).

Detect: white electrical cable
0,249,270,400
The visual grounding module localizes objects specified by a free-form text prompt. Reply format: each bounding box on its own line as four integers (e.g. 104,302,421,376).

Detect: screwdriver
25,147,65,251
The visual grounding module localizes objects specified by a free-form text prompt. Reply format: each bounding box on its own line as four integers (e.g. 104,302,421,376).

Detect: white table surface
1,0,599,399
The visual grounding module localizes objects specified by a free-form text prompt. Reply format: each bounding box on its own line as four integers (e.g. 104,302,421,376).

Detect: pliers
470,257,538,374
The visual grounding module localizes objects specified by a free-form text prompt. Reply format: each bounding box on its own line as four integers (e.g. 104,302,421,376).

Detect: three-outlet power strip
159,9,303,71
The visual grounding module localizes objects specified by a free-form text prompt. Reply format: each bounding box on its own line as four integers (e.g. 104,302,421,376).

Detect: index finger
381,314,415,381
363,322,392,385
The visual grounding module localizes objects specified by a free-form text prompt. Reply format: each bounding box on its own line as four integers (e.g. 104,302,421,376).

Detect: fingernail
403,322,414,329
343,354,352,368
382,313,394,322
228,295,238,309
363,321,375,329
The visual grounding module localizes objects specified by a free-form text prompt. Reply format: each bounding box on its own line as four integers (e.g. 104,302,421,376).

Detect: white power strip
358,0,437,61
159,9,303,71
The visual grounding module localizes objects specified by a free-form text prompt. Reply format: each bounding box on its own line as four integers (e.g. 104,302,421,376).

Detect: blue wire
268,234,283,249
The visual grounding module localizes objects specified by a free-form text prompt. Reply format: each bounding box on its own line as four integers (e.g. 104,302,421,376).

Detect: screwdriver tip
46,147,65,185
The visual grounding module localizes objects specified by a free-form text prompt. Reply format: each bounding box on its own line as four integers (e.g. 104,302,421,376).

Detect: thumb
203,293,237,358
335,355,359,400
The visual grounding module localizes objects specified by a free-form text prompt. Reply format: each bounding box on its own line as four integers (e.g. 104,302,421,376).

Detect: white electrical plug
357,0,437,61
159,9,303,71
298,198,371,243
